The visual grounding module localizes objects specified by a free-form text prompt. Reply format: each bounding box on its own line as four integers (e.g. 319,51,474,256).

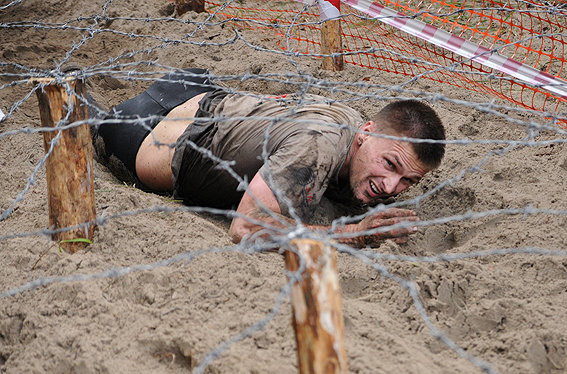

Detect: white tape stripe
318,0,340,21
293,0,340,21
341,0,567,99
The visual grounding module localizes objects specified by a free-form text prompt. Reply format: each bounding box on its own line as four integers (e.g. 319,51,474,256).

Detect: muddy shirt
172,90,363,221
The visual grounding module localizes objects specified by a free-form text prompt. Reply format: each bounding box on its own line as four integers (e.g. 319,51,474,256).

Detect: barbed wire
2,17,566,94
1,0,566,373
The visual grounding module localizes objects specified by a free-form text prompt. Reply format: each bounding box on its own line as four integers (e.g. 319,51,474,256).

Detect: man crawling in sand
92,68,446,248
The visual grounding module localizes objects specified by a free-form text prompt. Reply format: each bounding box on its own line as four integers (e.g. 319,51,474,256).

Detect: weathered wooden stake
34,77,96,253
320,0,344,72
284,239,348,374
174,0,205,15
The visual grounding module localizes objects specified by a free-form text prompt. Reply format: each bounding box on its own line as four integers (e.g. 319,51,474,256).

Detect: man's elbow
228,219,244,244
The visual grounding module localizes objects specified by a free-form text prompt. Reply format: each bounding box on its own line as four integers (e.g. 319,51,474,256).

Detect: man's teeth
370,180,379,194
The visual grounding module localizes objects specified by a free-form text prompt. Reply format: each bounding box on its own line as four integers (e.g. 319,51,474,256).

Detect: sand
1,0,567,373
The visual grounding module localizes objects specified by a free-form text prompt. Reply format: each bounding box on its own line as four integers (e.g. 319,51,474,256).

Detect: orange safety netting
205,0,567,125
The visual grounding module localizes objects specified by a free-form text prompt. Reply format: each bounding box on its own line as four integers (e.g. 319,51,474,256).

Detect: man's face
348,122,431,205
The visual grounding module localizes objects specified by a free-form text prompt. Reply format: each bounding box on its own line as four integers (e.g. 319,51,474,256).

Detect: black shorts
171,88,231,206
95,68,216,182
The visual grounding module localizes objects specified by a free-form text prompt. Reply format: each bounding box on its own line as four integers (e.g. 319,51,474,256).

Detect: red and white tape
297,0,567,100
298,0,340,21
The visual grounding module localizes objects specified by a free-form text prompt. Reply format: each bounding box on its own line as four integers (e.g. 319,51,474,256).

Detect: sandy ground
1,0,567,373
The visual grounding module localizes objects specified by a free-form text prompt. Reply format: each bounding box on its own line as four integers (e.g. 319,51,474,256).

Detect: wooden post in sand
320,0,344,71
34,77,96,253
284,239,348,374
174,0,205,15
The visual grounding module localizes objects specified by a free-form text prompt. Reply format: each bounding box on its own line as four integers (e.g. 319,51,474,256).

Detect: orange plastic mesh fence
205,0,567,124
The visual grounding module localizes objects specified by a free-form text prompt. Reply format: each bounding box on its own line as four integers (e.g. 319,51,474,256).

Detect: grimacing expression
348,123,431,205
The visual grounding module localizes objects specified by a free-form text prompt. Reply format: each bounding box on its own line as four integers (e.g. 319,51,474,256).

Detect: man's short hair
372,100,446,169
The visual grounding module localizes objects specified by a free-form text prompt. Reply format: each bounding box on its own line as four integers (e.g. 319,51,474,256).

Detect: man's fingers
356,209,421,247
374,208,417,219
382,225,416,239
365,215,419,229
363,229,412,246
361,217,418,240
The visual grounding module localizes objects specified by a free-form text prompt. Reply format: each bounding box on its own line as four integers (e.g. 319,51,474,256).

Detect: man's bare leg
135,92,207,191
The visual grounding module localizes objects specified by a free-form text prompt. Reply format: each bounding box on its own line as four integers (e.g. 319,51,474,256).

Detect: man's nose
383,175,401,194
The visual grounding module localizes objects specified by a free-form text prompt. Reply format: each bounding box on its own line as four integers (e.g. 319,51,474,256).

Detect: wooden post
34,77,96,253
320,0,344,71
174,0,205,15
284,239,348,374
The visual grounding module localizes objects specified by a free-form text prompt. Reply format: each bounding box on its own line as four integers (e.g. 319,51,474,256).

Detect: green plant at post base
58,238,93,252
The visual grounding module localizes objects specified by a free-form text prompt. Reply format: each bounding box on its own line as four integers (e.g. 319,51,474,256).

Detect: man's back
172,91,363,219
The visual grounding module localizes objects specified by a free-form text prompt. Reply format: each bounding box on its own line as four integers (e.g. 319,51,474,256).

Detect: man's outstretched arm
228,172,419,248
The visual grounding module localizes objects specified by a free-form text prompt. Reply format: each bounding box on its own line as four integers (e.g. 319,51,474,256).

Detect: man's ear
360,120,375,133
357,121,375,145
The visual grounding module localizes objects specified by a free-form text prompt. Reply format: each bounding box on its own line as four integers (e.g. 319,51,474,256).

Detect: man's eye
385,159,394,168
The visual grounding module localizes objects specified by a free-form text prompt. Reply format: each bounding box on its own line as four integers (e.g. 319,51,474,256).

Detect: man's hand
229,172,420,248
344,208,419,247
